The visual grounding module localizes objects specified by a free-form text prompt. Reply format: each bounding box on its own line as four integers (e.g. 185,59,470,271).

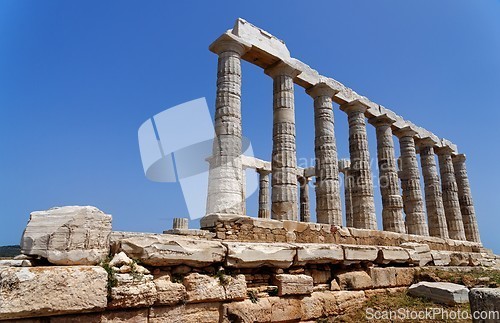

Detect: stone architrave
206,35,249,215
436,147,466,241
340,101,377,230
394,127,428,236
306,82,342,225
264,61,301,221
368,115,405,233
452,154,481,242
417,139,449,239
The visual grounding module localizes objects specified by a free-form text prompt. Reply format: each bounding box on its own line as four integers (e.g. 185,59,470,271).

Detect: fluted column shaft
206,40,247,215
344,169,354,227
418,144,449,239
370,117,405,233
453,154,481,242
437,149,466,240
265,62,300,221
306,83,341,225
257,169,271,219
298,176,311,222
397,130,428,236
341,102,377,230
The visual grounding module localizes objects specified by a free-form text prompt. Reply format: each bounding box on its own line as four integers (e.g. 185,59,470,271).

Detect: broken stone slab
224,242,296,268
273,274,313,296
183,273,246,303
20,206,112,265
335,271,373,290
0,259,32,267
469,288,500,323
408,281,469,305
108,273,157,309
0,266,107,320
342,245,378,264
119,234,226,267
294,243,343,265
431,250,452,266
376,246,411,265
401,242,432,266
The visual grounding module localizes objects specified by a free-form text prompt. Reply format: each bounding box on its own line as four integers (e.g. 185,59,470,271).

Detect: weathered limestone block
20,206,112,265
401,242,432,266
108,273,157,309
223,298,272,323
342,244,378,264
376,246,410,265
369,267,396,288
50,308,149,323
408,281,469,305
449,252,470,266
294,243,343,265
273,274,313,296
431,250,452,266
149,302,221,323
0,259,32,267
334,291,367,315
395,267,416,286
119,234,226,267
183,273,246,303
0,266,107,319
469,288,500,323
269,296,302,322
224,242,296,268
154,275,187,305
335,271,373,290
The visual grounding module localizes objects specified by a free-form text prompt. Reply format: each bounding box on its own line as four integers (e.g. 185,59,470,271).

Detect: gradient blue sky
1,1,499,253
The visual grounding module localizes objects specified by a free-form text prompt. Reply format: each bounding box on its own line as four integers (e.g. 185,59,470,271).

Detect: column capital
264,60,301,78
435,146,455,156
393,126,418,139
452,153,467,162
256,168,272,176
339,99,370,114
305,82,338,98
209,33,251,56
368,114,396,127
415,137,440,148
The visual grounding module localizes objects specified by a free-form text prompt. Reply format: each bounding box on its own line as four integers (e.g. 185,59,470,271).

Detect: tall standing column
417,140,449,239
340,101,377,230
453,154,481,242
298,176,311,222
368,116,405,233
395,128,428,236
436,147,466,240
339,159,353,227
257,169,271,219
306,83,342,225
265,62,300,221
206,37,249,215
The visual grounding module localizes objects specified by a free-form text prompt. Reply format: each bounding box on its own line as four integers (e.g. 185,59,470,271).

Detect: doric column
452,154,481,242
206,36,249,215
339,159,353,227
298,176,311,222
339,101,377,230
394,127,428,236
368,116,405,233
416,139,449,239
257,169,271,219
436,147,466,240
306,82,342,225
264,61,301,221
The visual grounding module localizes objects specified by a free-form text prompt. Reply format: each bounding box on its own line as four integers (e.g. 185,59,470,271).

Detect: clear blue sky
1,1,499,253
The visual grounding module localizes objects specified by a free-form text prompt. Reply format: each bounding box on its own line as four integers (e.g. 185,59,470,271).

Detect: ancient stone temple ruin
1,18,498,323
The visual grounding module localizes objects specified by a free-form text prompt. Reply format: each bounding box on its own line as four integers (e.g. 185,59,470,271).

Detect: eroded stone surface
335,271,373,290
0,266,107,319
273,274,313,296
183,273,246,303
119,234,226,267
408,281,469,305
224,242,295,268
108,273,157,309
469,288,500,323
20,206,111,265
